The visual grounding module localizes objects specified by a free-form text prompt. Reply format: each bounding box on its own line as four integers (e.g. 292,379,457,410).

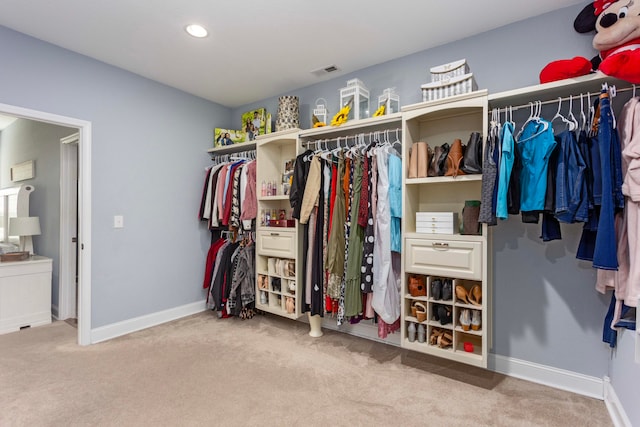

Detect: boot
416,142,428,178
436,142,450,176
429,145,442,177
408,144,419,178
461,132,483,174
445,139,465,177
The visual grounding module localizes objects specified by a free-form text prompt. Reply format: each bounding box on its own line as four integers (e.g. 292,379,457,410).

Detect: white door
59,133,78,320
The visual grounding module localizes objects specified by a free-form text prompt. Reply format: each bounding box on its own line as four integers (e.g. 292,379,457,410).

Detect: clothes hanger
580,93,587,132
515,102,536,140
566,95,578,131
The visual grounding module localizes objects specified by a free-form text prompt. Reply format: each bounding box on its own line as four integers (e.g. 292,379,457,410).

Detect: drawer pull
432,242,449,249
270,232,280,236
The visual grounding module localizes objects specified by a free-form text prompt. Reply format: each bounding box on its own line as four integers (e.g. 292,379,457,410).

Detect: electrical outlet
114,215,124,228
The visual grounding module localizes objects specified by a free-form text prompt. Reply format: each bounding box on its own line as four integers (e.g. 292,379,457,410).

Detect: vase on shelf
275,96,299,132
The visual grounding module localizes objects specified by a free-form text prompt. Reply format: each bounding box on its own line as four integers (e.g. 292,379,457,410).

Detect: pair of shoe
258,274,269,290
433,304,452,325
459,309,481,331
432,278,452,301
455,284,482,306
430,328,453,348
276,259,295,278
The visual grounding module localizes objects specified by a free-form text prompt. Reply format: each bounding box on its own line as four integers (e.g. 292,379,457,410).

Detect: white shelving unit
401,90,490,368
254,129,301,319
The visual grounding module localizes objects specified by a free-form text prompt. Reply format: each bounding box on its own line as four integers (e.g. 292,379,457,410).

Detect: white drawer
405,238,482,280
257,230,296,258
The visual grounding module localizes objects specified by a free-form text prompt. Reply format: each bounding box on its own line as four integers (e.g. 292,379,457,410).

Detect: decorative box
421,73,478,103
268,219,296,228
430,59,470,82
416,212,458,223
0,251,29,262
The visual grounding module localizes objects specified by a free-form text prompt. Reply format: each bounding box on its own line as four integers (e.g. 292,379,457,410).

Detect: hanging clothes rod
302,128,402,148
494,83,637,113
210,149,256,162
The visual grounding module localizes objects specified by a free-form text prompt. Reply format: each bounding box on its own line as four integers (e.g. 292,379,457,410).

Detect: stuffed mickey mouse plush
540,0,640,84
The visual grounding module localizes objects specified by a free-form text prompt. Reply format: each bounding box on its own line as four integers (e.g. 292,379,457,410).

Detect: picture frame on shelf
241,108,267,141
214,128,246,148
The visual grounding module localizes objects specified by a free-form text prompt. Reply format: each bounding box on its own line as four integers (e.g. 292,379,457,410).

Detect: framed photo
241,108,267,141
214,128,246,148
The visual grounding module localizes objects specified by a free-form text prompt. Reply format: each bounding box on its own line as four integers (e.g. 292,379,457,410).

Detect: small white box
416,212,458,223
421,73,477,103
430,59,470,82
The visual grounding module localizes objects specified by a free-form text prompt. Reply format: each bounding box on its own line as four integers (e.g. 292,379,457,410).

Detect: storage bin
429,59,470,82
421,73,477,103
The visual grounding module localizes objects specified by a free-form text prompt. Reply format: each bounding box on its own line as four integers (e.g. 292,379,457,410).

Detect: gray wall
0,25,230,328
234,3,614,379
0,119,76,309
608,331,640,424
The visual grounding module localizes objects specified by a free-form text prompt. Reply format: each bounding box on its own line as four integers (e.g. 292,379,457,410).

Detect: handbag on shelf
461,132,483,174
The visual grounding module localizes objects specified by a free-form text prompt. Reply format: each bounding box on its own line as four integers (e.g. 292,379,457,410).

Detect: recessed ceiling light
185,24,208,38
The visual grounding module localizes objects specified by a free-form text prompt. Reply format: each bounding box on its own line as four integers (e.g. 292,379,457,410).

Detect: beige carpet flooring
0,312,611,426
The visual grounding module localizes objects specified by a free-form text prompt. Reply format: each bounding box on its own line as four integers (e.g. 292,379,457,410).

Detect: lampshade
9,216,41,236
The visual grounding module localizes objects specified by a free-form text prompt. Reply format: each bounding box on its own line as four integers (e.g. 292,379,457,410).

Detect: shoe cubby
255,254,299,319
401,93,490,368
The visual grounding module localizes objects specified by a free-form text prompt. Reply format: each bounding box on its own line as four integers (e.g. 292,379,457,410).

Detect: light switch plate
114,215,124,228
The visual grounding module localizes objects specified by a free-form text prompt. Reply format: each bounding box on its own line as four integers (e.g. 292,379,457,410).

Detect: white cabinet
0,256,53,335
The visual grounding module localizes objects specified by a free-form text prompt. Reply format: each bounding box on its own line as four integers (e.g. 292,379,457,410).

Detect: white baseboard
90,300,207,344
489,354,604,399
604,377,632,427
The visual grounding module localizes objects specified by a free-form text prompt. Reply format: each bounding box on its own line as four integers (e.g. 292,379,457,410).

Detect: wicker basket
421,73,477,103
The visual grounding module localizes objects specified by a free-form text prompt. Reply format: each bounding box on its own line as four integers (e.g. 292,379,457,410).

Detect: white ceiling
0,0,585,108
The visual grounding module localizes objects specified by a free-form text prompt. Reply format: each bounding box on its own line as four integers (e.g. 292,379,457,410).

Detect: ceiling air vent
310,65,339,77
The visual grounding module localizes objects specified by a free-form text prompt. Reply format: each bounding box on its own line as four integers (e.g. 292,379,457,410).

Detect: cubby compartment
455,332,483,359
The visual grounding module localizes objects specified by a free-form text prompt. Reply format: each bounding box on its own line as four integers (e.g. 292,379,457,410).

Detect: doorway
0,101,92,345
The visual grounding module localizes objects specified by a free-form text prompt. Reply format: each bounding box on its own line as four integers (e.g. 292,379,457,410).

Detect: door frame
0,102,92,345
59,132,78,321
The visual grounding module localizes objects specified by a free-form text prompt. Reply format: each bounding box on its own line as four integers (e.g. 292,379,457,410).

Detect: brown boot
445,138,466,177
409,143,419,178
415,142,428,178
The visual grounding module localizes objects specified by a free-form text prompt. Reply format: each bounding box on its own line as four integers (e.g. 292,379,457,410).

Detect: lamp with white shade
9,216,41,255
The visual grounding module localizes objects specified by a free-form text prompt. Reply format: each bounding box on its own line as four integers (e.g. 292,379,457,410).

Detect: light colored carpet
0,312,611,426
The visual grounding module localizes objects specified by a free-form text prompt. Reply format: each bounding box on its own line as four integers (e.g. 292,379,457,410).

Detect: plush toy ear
574,3,598,33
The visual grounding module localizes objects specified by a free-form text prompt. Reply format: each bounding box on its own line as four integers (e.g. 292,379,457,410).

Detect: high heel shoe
445,138,466,178
459,309,471,331
471,310,482,331
437,331,453,348
455,285,469,304
469,285,482,306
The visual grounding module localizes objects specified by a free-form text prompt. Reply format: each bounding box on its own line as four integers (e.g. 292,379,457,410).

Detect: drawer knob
270,232,280,236
432,242,449,249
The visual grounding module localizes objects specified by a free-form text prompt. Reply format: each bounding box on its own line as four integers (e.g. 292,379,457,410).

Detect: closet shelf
405,175,482,184
255,128,300,141
207,141,256,155
258,195,290,201
402,90,489,113
488,72,629,109
455,326,483,336
298,112,402,139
